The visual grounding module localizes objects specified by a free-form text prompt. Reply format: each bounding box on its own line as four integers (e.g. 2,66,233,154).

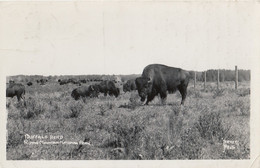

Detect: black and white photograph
1,1,260,167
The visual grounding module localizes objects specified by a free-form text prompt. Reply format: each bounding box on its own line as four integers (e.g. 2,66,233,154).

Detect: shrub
229,98,250,116
21,98,45,119
179,127,203,159
118,93,141,110
98,102,114,116
68,102,83,118
102,118,145,159
212,89,225,99
236,88,250,97
195,112,230,142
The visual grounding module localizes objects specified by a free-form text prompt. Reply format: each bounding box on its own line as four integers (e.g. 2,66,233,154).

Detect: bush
102,118,145,159
236,88,250,97
195,112,230,142
229,98,250,116
68,102,84,118
119,93,141,110
21,98,45,119
179,127,203,159
212,89,225,99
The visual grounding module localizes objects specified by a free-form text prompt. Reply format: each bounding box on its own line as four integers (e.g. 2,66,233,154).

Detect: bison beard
135,64,190,105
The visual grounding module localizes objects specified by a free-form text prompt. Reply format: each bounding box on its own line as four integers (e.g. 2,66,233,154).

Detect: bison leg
145,90,157,105
17,95,21,102
178,85,188,105
159,85,167,105
159,92,167,105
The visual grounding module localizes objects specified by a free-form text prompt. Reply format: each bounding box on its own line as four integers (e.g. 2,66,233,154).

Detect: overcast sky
0,2,259,76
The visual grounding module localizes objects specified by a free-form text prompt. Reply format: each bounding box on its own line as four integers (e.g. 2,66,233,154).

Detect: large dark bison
123,79,137,92
71,85,99,100
96,80,120,97
6,83,26,102
135,64,190,105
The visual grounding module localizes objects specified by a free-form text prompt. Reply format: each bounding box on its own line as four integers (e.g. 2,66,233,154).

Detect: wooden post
194,71,196,89
235,66,238,89
204,71,206,90
217,69,219,90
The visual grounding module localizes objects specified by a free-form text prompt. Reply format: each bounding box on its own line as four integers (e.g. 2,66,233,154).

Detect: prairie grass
6,80,250,160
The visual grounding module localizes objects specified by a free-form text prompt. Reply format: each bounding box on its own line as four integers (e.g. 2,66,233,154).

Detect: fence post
194,71,196,89
235,66,238,89
204,71,206,90
217,69,219,90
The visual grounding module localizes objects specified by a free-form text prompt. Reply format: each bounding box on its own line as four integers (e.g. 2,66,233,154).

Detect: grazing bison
88,84,100,97
58,79,69,85
27,82,33,86
6,83,26,102
135,64,190,105
79,79,87,83
37,79,48,85
71,85,99,100
123,79,137,92
96,80,120,97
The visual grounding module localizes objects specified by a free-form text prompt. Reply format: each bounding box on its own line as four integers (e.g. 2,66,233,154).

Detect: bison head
135,77,152,102
71,89,80,100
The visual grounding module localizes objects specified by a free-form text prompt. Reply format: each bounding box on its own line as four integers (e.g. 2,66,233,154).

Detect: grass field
6,79,250,160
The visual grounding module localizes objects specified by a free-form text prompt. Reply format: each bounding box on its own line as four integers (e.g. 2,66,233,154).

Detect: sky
0,2,259,76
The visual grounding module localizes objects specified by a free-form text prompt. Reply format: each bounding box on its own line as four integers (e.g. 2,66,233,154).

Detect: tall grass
6,81,250,160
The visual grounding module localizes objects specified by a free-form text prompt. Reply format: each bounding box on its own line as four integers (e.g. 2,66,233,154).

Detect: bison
79,79,87,83
27,82,33,86
123,79,137,92
135,64,190,105
6,83,26,102
96,80,120,97
58,79,69,85
71,85,99,100
9,80,15,84
37,79,48,85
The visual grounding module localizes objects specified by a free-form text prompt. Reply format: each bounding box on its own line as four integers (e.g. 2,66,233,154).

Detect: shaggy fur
135,64,190,105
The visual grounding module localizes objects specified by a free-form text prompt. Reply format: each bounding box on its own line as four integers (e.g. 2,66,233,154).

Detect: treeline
7,74,141,83
189,69,250,82
8,69,250,83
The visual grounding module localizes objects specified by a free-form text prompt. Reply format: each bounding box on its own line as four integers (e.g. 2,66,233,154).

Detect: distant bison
123,79,137,92
37,79,48,85
71,85,99,100
58,79,69,85
27,82,33,86
79,79,87,83
96,80,120,97
6,83,26,102
59,79,81,85
135,64,190,105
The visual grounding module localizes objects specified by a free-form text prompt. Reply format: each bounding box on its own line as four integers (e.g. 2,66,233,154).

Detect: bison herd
6,64,190,105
